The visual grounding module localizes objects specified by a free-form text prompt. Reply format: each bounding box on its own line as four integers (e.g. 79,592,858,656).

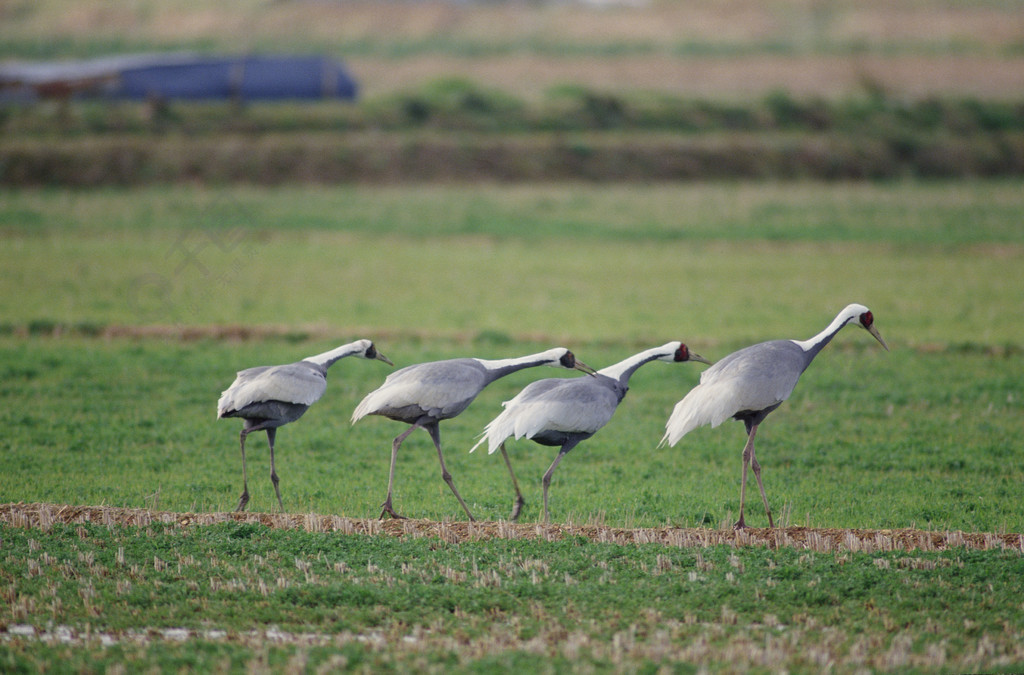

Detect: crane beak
574,360,598,376
376,352,395,366
690,352,712,365
867,325,889,352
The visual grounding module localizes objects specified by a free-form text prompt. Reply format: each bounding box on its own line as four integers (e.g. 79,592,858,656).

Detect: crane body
218,339,392,512
352,348,595,521
662,304,888,529
473,342,709,522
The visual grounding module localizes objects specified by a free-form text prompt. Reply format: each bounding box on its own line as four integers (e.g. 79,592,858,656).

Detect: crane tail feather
468,435,487,454
662,382,734,446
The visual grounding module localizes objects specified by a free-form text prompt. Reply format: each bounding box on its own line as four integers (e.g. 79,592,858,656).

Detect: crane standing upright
662,304,888,529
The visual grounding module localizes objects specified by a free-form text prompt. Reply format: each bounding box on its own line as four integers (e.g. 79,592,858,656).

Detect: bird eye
366,345,377,359
675,344,689,362
560,352,575,368
860,311,874,328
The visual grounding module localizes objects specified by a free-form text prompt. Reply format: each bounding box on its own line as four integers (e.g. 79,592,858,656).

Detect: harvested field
4,502,1021,556
350,53,1024,101
5,0,1024,100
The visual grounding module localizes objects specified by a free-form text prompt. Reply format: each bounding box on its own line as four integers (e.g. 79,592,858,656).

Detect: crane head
857,309,889,351
361,341,394,366
557,349,597,376
669,342,711,365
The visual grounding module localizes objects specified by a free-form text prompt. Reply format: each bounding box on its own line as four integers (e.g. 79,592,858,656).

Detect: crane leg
236,429,251,512
734,425,758,529
267,428,283,512
541,442,577,524
380,424,418,520
498,443,526,521
735,423,773,529
749,444,774,529
426,424,475,522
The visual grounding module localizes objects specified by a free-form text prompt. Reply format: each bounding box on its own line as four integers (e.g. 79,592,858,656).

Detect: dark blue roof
0,53,358,101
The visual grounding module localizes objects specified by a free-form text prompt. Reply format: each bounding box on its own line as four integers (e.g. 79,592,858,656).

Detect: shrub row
3,131,1023,185
4,80,1024,137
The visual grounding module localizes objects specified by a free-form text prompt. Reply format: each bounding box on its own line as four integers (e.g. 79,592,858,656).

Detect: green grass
2,521,1024,673
1,182,1022,345
2,180,1022,671
0,181,1021,529
4,33,1018,62
0,336,1019,532
6,182,1024,244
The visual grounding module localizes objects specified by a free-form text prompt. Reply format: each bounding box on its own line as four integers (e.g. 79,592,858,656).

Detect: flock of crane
217,303,888,528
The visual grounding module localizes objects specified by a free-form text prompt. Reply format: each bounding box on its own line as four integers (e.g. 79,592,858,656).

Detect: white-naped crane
218,339,393,512
471,342,710,523
351,348,596,522
661,304,889,529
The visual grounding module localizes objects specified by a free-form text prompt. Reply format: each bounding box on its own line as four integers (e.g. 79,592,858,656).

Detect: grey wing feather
477,376,619,453
502,377,568,404
352,359,487,421
699,341,804,410
218,363,327,417
536,379,620,434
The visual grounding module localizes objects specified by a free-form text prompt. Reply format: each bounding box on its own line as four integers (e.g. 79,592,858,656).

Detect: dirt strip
2,502,1021,555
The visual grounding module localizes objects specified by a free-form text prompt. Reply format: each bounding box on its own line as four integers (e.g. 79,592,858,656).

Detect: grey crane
661,304,888,529
471,342,710,522
217,339,393,512
351,347,596,521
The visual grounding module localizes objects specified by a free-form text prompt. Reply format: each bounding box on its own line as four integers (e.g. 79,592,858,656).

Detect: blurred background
2,0,1023,184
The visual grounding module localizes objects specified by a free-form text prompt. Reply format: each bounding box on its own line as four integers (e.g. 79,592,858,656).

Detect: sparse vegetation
4,87,1024,184
1,510,1022,673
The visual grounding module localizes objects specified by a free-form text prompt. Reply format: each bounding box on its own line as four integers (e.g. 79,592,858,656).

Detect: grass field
1,332,1019,531
3,1,1023,671
2,180,1024,670
2,507,1024,673
2,181,1023,343
1,181,1022,527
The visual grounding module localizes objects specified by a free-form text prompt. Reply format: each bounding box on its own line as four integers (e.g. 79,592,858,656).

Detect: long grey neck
791,315,853,370
598,348,663,385
304,342,363,372
476,352,558,385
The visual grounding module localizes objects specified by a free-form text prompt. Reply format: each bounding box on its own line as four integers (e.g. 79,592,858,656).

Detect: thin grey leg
749,437,774,528
426,424,475,522
267,427,283,512
380,424,418,520
734,425,759,529
499,443,526,521
541,441,578,524
236,429,251,512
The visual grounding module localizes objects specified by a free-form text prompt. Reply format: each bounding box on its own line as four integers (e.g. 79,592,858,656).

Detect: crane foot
379,501,407,521
510,496,525,522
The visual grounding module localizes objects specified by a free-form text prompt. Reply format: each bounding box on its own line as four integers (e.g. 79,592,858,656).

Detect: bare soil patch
3,502,1020,555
